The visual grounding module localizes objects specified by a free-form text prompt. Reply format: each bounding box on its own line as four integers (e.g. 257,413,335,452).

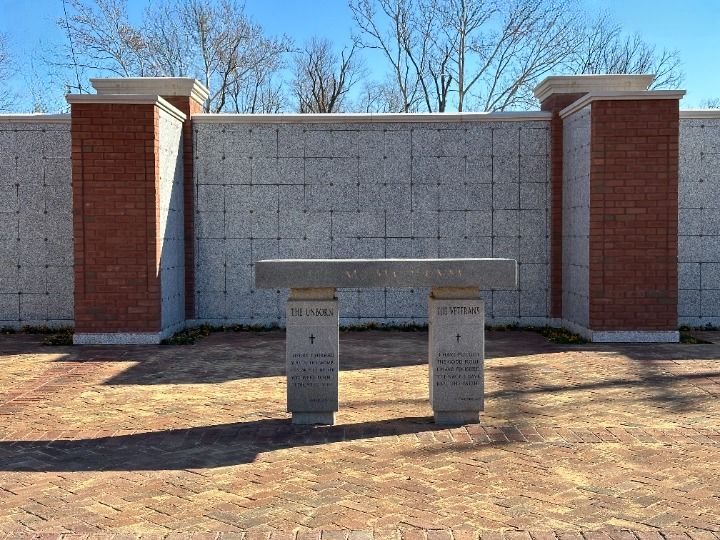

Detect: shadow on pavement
0,416,481,473
487,368,720,414
99,331,566,386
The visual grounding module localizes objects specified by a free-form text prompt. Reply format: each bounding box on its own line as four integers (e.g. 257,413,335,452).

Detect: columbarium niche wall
0,117,73,329
678,112,720,328
192,114,552,327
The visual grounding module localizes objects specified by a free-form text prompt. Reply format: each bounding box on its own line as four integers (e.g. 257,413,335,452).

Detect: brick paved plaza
1,330,719,538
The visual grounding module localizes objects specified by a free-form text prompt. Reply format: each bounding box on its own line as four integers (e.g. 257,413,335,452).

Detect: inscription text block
429,298,485,415
286,299,339,416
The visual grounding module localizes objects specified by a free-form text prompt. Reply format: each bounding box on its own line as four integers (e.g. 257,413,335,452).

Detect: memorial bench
255,258,517,425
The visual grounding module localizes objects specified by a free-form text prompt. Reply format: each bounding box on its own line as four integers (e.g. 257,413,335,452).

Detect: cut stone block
286,290,339,425
429,290,484,424
256,258,517,289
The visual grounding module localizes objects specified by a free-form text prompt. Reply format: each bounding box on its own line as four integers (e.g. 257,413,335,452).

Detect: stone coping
680,109,720,119
0,114,70,124
192,111,552,124
255,258,517,289
65,94,187,123
533,74,656,103
90,77,210,106
559,90,686,118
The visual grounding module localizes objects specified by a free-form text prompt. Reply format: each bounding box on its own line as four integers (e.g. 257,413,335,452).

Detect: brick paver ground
0,329,719,539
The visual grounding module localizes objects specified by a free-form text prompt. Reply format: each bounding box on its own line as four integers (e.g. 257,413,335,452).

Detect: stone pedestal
429,287,484,424
257,259,517,425
286,288,339,424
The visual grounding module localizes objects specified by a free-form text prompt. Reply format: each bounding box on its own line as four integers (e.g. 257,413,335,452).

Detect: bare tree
0,33,20,112
226,62,287,113
24,60,69,113
350,0,684,112
54,0,291,113
292,37,365,113
142,0,291,112
353,78,407,112
350,0,428,112
176,0,290,112
458,0,583,111
350,0,582,112
57,0,151,79
700,98,720,109
568,10,684,90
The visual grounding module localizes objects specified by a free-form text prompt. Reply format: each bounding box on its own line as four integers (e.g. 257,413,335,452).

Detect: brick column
534,75,655,322
90,78,208,320
535,75,684,342
67,78,207,344
584,96,682,341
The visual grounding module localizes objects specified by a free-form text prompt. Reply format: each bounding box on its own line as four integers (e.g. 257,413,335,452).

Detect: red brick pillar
67,78,207,344
535,75,684,342
90,79,208,321
585,96,682,341
534,75,656,323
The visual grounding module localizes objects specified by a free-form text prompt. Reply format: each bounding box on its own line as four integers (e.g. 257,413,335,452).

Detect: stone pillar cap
90,77,209,107
533,74,656,103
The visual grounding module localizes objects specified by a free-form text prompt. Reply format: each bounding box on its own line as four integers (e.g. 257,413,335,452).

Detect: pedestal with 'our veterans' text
429,292,485,424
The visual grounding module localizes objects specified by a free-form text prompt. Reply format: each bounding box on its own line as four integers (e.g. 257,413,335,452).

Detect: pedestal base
434,410,481,424
292,412,336,425
429,288,485,424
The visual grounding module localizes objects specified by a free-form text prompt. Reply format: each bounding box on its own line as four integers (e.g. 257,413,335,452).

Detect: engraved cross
456,334,461,343
309,334,315,344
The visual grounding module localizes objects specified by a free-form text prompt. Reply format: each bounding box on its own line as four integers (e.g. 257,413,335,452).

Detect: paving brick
0,331,719,536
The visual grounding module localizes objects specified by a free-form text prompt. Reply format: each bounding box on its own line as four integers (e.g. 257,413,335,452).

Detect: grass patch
161,322,281,345
161,324,215,345
485,323,520,332
17,321,702,347
678,324,713,344
1,325,76,345
526,326,590,344
20,325,57,334
679,333,706,344
340,322,428,332
42,327,74,346
486,323,589,344
679,323,718,332
485,323,588,343
160,321,588,345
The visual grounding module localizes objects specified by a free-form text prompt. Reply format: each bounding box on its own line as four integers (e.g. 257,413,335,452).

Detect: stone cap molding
192,111,552,124
90,77,210,107
680,110,720,119
533,74,656,103
0,114,70,124
255,258,518,289
559,90,687,119
65,93,187,123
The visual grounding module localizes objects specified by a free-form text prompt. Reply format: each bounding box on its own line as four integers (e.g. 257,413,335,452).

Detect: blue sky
1,0,718,110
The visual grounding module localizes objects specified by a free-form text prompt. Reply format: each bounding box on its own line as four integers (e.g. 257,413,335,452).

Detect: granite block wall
158,109,186,334
1,109,717,333
0,118,73,329
679,113,720,327
192,115,552,327
561,107,591,331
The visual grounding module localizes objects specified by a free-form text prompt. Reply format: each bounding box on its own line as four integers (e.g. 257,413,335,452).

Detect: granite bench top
254,258,517,289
